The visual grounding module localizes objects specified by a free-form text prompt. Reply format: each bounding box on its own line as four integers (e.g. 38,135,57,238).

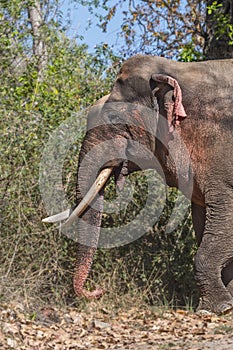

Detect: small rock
92,319,111,329
3,322,18,335
7,338,18,348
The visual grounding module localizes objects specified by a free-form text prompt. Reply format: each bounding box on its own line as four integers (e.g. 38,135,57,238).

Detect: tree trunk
28,0,47,79
204,0,233,59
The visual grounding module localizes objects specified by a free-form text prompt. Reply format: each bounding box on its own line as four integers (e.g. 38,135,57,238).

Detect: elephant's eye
108,114,122,124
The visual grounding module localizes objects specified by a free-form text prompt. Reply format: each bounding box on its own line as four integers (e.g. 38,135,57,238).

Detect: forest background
1,0,233,310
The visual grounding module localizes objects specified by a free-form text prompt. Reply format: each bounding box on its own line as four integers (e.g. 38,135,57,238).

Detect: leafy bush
0,33,119,304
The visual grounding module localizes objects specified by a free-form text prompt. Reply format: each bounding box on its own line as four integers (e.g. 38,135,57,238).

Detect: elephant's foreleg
194,195,233,314
192,202,233,298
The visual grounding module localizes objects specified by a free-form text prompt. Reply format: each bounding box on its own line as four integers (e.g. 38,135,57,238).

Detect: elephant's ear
151,74,187,133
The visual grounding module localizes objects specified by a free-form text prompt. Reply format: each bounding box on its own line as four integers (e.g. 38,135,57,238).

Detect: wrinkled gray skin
74,55,233,314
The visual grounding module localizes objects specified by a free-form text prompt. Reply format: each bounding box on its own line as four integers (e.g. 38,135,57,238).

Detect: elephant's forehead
118,65,149,81
117,55,159,80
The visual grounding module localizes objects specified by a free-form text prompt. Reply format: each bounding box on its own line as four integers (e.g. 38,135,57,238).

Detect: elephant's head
42,55,187,298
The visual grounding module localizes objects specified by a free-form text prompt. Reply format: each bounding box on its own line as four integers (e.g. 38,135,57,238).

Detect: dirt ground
1,301,233,350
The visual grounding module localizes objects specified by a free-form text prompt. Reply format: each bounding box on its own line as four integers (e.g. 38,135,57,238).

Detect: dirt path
1,302,233,349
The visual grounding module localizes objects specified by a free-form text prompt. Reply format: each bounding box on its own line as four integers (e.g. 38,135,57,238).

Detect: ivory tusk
42,209,70,223
42,167,113,225
63,167,113,227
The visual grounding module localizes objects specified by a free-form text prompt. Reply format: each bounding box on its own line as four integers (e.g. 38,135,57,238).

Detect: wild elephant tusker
43,54,233,315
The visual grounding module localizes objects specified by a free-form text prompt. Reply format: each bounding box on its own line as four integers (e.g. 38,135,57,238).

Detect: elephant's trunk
72,132,128,298
72,177,108,298
73,244,103,298
72,140,105,298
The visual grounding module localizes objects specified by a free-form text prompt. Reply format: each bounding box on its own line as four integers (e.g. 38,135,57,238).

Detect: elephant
43,54,233,315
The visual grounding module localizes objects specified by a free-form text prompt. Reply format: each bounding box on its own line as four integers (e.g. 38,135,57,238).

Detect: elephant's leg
191,202,206,245
194,197,233,315
195,238,233,314
192,202,233,298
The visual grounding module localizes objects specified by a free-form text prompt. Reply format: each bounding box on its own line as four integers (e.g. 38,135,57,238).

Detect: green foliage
178,41,204,62
0,6,119,303
207,1,233,45
207,1,223,14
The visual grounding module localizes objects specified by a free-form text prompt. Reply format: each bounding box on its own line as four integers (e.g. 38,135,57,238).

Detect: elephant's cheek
126,143,156,170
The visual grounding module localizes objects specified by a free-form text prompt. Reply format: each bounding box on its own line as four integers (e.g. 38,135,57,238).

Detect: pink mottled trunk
73,138,105,298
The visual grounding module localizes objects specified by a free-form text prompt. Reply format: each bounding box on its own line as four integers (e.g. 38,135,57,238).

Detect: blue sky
61,1,125,51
